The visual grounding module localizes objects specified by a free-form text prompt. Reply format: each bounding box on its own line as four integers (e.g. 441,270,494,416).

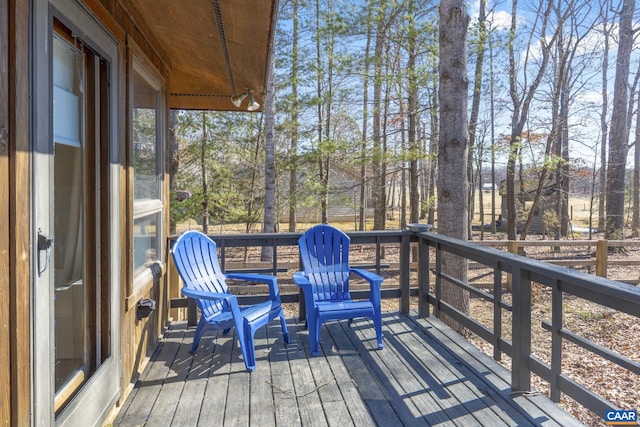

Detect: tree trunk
632,91,640,237
372,7,386,231
598,8,610,232
168,110,179,234
288,0,299,232
407,0,419,226
467,0,487,238
605,0,635,238
201,112,209,234
438,0,470,332
359,2,373,231
261,58,276,262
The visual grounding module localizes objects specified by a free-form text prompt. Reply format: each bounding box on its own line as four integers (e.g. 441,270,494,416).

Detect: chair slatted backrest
172,231,228,317
298,224,350,301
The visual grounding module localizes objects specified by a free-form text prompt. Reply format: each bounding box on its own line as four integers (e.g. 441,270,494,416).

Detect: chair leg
374,315,383,349
242,323,257,372
309,319,321,356
191,318,207,353
279,313,290,344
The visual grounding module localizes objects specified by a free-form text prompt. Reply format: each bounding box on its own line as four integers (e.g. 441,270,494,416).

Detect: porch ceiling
130,0,277,111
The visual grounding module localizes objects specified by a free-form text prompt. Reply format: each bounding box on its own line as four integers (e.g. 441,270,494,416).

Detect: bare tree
288,0,300,232
505,0,571,240
467,0,487,238
605,0,636,238
168,110,180,234
438,0,470,332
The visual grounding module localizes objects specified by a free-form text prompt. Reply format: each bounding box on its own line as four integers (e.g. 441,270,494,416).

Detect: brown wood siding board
9,0,31,424
0,0,10,424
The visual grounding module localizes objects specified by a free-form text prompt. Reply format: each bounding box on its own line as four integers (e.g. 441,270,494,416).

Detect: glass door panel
52,34,92,411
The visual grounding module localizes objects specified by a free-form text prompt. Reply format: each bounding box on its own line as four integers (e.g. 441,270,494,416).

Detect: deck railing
166,229,640,417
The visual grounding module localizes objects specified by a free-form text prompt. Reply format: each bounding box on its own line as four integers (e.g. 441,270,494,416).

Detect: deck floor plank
144,328,195,427
114,326,185,426
248,323,276,426
414,315,582,427
326,320,410,426
380,313,520,426
224,331,251,426
196,331,234,426
266,322,301,426
171,330,223,427
285,320,328,427
112,313,584,427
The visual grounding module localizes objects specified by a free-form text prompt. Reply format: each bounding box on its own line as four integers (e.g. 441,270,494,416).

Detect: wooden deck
111,312,584,426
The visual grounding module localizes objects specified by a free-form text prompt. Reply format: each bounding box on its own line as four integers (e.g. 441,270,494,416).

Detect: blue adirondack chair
293,224,383,356
171,230,290,372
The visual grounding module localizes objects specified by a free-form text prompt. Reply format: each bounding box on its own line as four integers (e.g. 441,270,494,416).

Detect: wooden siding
112,313,583,427
6,0,32,425
0,1,9,424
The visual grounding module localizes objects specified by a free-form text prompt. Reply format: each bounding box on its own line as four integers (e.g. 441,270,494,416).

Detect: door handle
37,229,54,277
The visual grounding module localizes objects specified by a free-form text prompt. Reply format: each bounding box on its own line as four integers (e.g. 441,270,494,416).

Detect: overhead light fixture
247,91,260,111
230,92,247,108
230,88,261,111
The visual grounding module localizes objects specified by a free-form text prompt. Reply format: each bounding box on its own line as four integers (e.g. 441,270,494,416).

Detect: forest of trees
169,0,640,242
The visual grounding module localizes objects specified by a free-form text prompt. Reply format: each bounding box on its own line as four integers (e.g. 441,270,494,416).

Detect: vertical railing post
596,239,608,278
272,238,278,276
298,250,306,321
434,243,442,318
550,278,562,402
506,241,518,292
492,264,502,361
418,234,430,317
511,266,532,392
400,232,411,314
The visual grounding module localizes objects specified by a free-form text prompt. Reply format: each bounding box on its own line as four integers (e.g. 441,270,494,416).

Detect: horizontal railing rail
416,231,640,416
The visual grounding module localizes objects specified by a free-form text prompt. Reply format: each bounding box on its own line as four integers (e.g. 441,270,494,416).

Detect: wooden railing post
418,235,430,317
511,267,532,392
400,232,411,314
596,239,608,278
506,241,518,292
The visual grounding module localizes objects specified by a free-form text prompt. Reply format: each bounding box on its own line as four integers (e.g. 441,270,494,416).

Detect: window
131,58,164,280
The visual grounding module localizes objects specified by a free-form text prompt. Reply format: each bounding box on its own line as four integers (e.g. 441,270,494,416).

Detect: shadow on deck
112,312,583,426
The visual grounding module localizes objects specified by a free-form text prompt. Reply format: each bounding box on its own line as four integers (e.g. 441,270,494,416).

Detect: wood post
506,241,518,292
596,240,608,278
400,233,411,314
511,267,532,392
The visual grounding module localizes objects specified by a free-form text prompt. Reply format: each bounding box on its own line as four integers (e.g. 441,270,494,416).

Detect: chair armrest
181,288,237,304
350,268,383,307
181,287,243,322
226,273,280,300
350,268,383,288
292,272,313,290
